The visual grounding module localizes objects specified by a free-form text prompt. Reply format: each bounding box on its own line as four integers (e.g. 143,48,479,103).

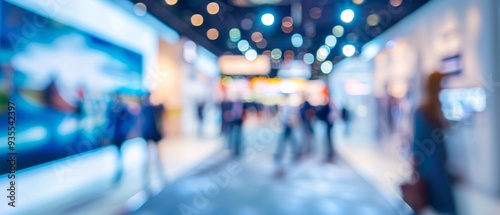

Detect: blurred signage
219,55,271,75
441,54,462,74
277,60,311,79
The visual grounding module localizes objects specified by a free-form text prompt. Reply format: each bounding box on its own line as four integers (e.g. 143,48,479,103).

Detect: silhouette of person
412,72,457,214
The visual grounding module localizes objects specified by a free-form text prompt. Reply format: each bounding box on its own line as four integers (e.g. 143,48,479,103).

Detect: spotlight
340,9,355,23
261,13,275,26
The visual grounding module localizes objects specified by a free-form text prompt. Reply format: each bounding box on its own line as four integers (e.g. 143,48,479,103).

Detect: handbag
400,172,428,213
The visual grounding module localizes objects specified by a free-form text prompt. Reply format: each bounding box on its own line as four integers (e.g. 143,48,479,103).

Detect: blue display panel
0,1,143,174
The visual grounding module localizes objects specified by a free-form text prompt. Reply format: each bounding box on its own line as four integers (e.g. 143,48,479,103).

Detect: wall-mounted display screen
0,1,143,174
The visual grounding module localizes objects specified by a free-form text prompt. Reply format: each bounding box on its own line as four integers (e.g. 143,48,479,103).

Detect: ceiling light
325,35,337,48
342,45,356,57
291,34,303,48
191,14,204,26
332,25,345,37
303,53,314,65
237,40,250,52
207,2,220,15
367,14,380,26
316,45,330,61
207,28,219,40
282,16,293,28
245,49,257,61
261,13,275,26
321,61,333,74
251,32,263,43
229,28,241,42
271,48,282,59
340,9,355,23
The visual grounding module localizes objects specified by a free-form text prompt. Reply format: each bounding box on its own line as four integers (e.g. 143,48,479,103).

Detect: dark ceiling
131,0,429,65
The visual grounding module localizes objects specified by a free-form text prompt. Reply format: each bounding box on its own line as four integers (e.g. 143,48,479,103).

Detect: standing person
140,93,166,190
341,104,351,136
315,97,336,162
220,94,232,137
275,94,300,167
229,96,244,157
299,97,315,155
412,72,457,214
196,100,206,137
107,93,135,184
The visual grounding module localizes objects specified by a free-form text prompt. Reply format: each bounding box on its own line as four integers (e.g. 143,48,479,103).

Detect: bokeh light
321,61,333,74
207,2,220,15
342,44,356,57
261,13,275,26
251,32,263,43
133,3,147,16
245,49,257,61
207,28,219,40
291,34,303,48
282,16,293,28
325,35,337,48
316,45,330,61
237,40,250,52
332,25,345,37
303,53,315,65
191,14,204,26
271,48,282,59
367,14,380,26
229,28,241,42
340,9,355,23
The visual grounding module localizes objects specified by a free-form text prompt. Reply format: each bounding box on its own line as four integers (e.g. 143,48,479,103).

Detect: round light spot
291,34,303,48
245,49,257,61
229,28,241,42
251,32,263,43
261,13,275,26
325,35,337,48
207,2,220,15
282,16,293,28
321,61,333,74
191,14,204,26
237,40,250,52
271,48,282,59
303,53,315,65
367,14,380,26
316,45,330,61
341,9,355,23
332,25,344,37
207,28,219,40
342,44,356,57
133,3,147,16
